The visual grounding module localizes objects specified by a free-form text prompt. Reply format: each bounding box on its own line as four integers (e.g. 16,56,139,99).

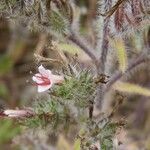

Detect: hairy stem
95,0,112,109
99,0,112,73
99,19,110,72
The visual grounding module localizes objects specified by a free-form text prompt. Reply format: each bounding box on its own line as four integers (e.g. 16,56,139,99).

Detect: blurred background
0,0,150,149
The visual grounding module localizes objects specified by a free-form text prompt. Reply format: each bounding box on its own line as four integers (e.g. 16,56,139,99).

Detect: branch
68,30,98,63
105,54,150,91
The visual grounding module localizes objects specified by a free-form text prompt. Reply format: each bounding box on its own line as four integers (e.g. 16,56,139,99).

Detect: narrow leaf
110,37,127,72
113,82,150,96
49,11,68,34
57,43,81,55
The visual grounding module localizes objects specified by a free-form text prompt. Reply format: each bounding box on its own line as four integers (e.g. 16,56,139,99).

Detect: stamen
34,73,51,86
36,80,51,86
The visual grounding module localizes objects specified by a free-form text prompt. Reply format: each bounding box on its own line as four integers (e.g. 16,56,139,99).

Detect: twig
105,54,150,91
68,30,98,63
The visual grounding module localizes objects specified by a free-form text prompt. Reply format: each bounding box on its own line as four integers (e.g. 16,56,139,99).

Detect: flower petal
8,114,20,118
32,75,43,83
38,65,52,77
37,84,52,92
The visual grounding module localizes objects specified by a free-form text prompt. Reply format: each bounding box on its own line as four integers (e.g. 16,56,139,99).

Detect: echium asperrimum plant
0,0,150,149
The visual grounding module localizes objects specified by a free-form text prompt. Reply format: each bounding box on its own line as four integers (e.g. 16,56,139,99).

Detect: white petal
8,114,20,118
37,84,52,92
35,73,42,77
4,110,15,115
51,75,64,84
32,76,43,83
38,65,52,77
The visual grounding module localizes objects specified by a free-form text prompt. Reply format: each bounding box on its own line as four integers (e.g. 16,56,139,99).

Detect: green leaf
49,11,68,35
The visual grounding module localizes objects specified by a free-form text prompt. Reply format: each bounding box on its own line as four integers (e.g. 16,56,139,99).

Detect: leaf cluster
0,0,71,36
54,71,94,108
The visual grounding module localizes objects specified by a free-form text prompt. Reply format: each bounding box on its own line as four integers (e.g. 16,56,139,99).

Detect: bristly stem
99,19,110,72
105,54,150,91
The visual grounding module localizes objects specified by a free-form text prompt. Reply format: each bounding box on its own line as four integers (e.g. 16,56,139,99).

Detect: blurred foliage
0,55,13,76
0,82,9,99
0,119,20,145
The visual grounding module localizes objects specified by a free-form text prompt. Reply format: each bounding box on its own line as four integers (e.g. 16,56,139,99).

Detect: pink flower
1,109,34,118
32,65,64,92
